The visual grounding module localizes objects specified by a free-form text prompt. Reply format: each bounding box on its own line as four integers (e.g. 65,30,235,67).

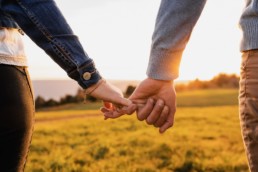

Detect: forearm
147,0,207,80
1,0,101,89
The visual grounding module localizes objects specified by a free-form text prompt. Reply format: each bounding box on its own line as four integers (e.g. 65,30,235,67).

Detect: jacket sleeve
147,0,207,80
1,0,101,89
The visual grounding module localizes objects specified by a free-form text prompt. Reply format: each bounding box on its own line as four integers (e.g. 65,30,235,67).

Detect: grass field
25,89,249,172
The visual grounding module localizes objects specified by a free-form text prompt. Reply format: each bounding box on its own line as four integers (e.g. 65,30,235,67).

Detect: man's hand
129,78,176,133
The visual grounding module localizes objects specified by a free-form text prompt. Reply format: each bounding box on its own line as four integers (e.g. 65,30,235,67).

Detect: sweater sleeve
239,0,258,51
147,0,207,80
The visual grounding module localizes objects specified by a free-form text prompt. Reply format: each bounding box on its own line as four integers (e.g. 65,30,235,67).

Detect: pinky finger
100,107,111,113
104,111,124,119
159,120,174,134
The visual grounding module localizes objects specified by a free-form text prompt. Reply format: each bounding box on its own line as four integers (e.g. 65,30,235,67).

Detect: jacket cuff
147,49,183,81
68,60,102,89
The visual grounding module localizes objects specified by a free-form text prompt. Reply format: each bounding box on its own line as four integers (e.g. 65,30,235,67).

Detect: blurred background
24,0,244,100
25,1,249,172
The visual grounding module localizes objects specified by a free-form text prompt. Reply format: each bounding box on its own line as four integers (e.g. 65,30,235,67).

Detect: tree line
35,89,97,109
35,73,239,109
175,73,239,91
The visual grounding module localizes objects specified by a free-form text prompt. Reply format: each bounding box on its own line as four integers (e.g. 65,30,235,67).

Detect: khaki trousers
240,50,258,172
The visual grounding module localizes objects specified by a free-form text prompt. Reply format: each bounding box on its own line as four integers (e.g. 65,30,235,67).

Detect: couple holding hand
89,78,175,134
1,0,258,171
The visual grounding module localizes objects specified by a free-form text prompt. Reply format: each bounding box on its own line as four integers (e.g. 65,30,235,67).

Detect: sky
24,0,244,81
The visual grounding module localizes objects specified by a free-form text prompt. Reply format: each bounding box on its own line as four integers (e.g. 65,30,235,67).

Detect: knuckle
157,99,164,105
156,100,164,108
157,103,164,110
163,106,169,113
161,111,168,118
153,105,163,114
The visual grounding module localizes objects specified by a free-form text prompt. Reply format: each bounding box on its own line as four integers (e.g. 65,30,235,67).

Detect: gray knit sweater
147,0,256,81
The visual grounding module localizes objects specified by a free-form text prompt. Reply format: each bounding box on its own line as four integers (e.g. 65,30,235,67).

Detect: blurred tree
125,85,136,97
60,94,75,104
85,95,97,102
44,99,58,107
211,73,239,88
175,73,239,91
75,89,85,102
35,96,46,109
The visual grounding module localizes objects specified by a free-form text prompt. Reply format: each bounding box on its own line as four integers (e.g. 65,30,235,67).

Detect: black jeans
0,64,34,172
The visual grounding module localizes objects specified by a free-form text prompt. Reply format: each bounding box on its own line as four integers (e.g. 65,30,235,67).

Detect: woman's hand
85,79,137,115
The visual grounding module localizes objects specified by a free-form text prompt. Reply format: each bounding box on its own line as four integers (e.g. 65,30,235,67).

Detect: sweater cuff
240,21,258,51
147,49,183,81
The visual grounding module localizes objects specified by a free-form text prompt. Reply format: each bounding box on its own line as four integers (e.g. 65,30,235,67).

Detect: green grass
176,89,238,107
25,89,248,172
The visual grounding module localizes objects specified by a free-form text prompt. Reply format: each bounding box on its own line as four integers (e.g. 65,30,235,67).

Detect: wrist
147,77,173,84
84,79,106,95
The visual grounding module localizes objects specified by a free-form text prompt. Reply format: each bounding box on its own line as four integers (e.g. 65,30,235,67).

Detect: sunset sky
25,0,244,81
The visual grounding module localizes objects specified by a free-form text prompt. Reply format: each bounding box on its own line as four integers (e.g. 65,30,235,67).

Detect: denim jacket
0,0,101,89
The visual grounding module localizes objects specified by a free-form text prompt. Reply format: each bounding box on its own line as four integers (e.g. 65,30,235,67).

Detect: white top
0,28,27,66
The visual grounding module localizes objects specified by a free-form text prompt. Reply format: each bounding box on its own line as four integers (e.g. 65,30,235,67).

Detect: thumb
104,96,132,108
89,80,132,106
102,99,132,110
116,97,132,107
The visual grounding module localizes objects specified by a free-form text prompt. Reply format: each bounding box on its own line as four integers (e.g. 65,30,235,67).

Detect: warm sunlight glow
25,0,243,81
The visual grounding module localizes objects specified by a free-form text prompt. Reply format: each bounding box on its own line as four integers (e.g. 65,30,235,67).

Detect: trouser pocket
12,65,34,101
